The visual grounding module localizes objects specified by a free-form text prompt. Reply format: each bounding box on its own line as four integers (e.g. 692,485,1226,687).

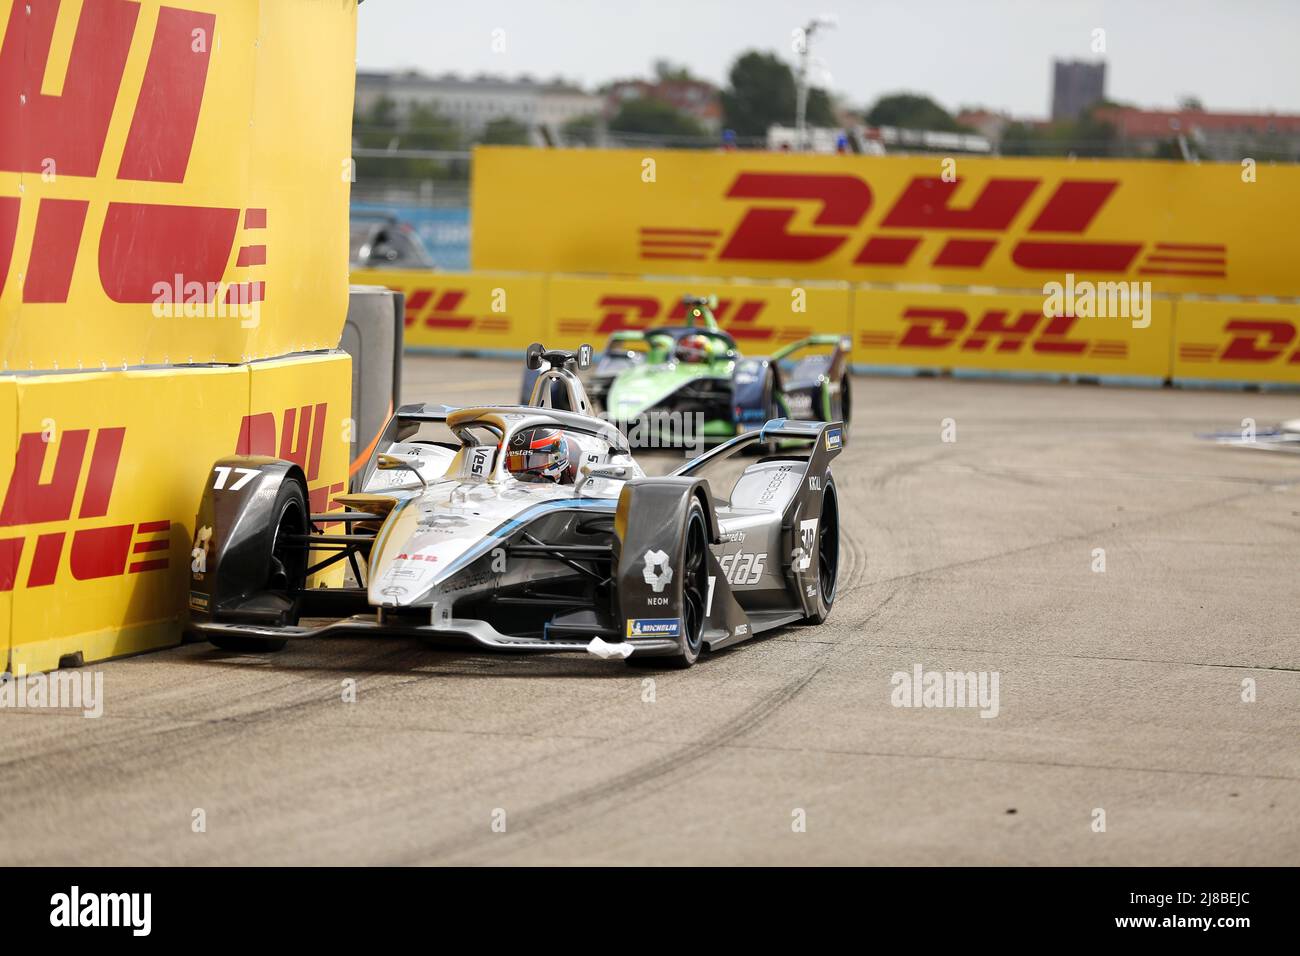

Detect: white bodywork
358,410,643,610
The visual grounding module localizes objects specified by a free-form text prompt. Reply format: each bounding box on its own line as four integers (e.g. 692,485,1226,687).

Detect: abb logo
236,403,344,514
403,288,509,334
0,0,266,306
861,307,1128,359
0,425,168,592
558,294,810,343
641,172,1227,280
1180,319,1300,365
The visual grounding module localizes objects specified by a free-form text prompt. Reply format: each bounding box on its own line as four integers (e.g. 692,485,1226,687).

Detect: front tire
628,500,709,669
209,478,308,653
802,480,840,625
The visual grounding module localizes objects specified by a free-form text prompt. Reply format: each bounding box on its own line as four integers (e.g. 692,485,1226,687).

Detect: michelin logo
626,618,682,638
825,427,843,450
642,549,673,593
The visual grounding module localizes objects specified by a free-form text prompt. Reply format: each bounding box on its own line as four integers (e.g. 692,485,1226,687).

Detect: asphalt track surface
3,355,1297,865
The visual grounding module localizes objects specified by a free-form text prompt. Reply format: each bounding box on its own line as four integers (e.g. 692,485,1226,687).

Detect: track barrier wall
349,269,1300,388
0,351,352,674
350,269,547,353
355,147,1300,387
471,147,1300,298
852,286,1175,382
0,0,360,671
1168,299,1300,386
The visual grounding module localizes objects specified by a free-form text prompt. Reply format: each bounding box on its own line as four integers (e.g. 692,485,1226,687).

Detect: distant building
1092,106,1300,161
354,71,602,137
1051,59,1106,122
955,109,1013,145
604,77,722,131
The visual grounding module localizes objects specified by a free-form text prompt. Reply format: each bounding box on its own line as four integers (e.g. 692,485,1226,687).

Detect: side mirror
577,344,593,369
376,453,428,490
579,463,629,493
525,342,545,371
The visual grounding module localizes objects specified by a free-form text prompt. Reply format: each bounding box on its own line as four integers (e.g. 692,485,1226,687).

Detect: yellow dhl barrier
0,0,357,371
545,274,851,350
1170,299,1300,385
353,267,1299,386
351,269,548,351
472,146,1300,297
1,351,351,674
853,287,1174,380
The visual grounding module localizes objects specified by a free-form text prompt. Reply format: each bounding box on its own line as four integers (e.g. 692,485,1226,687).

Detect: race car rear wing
770,334,851,364
770,335,851,391
671,418,844,479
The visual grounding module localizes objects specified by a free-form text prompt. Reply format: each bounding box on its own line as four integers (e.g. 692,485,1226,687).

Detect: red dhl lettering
0,1,266,305
237,403,345,520
861,308,1124,357
640,172,1223,280
0,425,168,590
556,294,811,343
402,288,510,333
1179,319,1300,365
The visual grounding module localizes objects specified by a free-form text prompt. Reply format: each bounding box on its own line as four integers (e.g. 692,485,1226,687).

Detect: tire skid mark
397,586,905,864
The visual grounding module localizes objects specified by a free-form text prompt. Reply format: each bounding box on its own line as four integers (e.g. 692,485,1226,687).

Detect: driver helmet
506,427,575,484
676,334,712,364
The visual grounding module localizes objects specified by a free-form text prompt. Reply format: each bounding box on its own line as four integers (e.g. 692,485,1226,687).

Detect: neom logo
49,886,150,936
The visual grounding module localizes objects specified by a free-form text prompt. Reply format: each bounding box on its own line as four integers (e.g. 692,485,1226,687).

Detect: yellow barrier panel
0,0,357,371
1,351,351,674
546,274,851,351
852,287,1174,379
472,147,1300,297
351,269,547,352
0,378,15,670
1171,299,1300,385
247,351,353,589
5,366,247,673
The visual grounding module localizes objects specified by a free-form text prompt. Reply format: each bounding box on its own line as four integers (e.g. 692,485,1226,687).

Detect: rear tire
802,480,839,625
627,500,709,669
209,478,308,653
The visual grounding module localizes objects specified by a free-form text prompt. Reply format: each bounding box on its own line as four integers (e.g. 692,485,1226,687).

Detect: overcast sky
355,0,1300,117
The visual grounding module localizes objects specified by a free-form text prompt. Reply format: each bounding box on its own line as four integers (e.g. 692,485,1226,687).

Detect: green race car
520,295,852,449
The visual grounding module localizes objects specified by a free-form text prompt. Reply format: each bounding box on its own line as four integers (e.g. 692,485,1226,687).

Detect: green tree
608,98,705,139
352,97,464,182
479,117,531,145
864,93,965,132
721,50,836,136
561,113,601,146
653,59,695,82
997,107,1118,158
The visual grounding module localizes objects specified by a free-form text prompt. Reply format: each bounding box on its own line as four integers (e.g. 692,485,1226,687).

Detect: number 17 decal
213,465,260,491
